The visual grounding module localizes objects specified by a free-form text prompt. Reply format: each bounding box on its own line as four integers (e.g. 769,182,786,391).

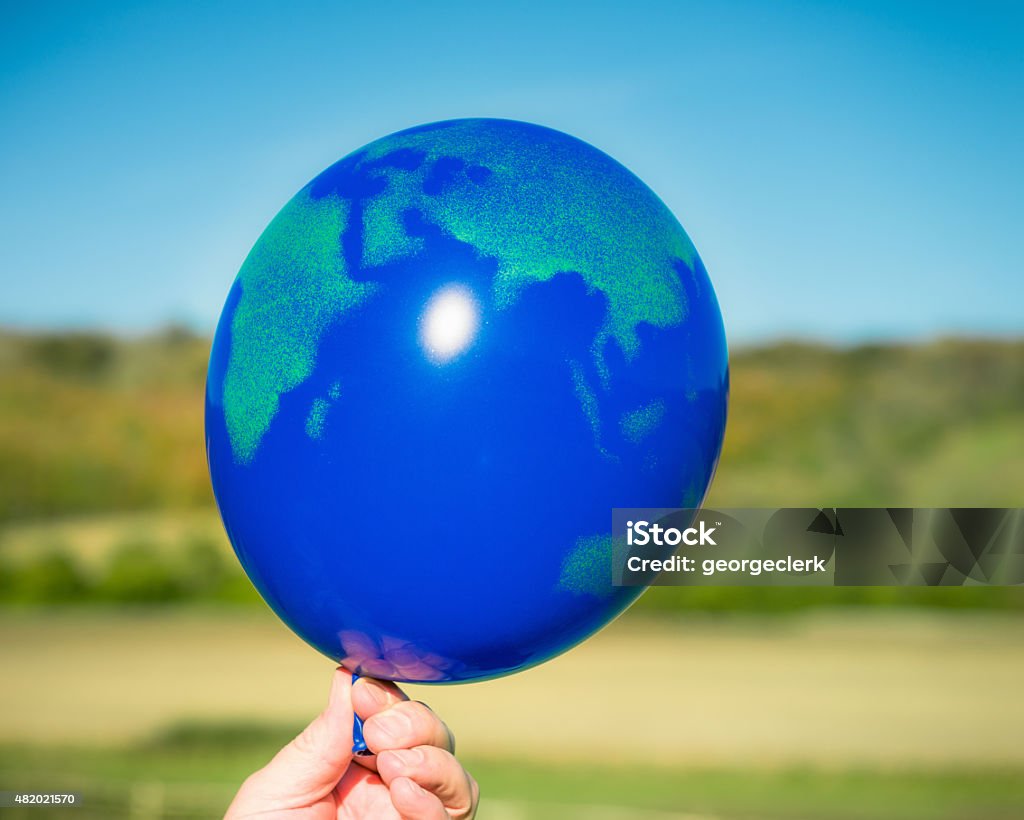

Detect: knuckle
429,745,458,774
411,701,456,751
403,702,435,733
408,699,434,719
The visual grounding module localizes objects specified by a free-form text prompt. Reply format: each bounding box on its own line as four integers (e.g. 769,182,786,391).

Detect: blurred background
1,1,1022,818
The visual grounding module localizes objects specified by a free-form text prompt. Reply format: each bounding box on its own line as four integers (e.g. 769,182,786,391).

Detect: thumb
226,667,355,817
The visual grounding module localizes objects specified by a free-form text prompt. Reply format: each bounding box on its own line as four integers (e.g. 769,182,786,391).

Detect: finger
351,677,412,772
363,700,455,755
334,765,404,819
225,667,354,816
389,775,449,820
352,675,408,720
377,746,477,819
261,667,354,793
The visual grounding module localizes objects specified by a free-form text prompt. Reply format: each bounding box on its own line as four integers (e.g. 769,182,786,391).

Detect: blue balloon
206,119,728,683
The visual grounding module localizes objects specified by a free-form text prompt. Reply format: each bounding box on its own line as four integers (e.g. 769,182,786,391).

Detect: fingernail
372,709,412,741
387,747,423,767
357,678,390,708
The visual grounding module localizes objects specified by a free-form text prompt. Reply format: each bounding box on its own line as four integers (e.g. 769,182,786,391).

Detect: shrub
2,547,89,604
176,535,230,597
97,539,184,603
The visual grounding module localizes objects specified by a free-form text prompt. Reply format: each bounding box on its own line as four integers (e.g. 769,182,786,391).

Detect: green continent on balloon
222,192,377,463
305,397,329,440
620,400,667,444
357,119,695,365
558,534,632,598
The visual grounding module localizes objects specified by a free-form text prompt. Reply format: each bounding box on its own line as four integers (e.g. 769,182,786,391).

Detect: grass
2,728,1022,819
3,609,1023,763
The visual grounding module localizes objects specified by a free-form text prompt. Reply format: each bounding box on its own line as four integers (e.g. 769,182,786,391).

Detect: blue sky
1,0,1021,343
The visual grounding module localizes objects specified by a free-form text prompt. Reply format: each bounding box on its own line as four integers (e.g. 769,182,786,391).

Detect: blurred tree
4,547,89,603
98,540,184,603
176,535,229,598
27,333,115,380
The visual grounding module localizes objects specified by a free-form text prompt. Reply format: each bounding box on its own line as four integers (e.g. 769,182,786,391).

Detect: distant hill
2,328,1022,522
707,338,1024,508
0,327,212,521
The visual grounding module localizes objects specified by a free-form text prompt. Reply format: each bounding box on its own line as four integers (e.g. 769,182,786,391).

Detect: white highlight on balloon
419,284,480,363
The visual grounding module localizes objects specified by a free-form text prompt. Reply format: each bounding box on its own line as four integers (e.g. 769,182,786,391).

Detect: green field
4,741,1022,819
1,610,1022,819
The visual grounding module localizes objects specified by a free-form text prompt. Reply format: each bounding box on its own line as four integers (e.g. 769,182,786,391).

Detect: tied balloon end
350,673,373,757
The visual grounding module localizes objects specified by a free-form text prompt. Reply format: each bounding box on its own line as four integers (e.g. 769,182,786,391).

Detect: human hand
225,667,478,819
